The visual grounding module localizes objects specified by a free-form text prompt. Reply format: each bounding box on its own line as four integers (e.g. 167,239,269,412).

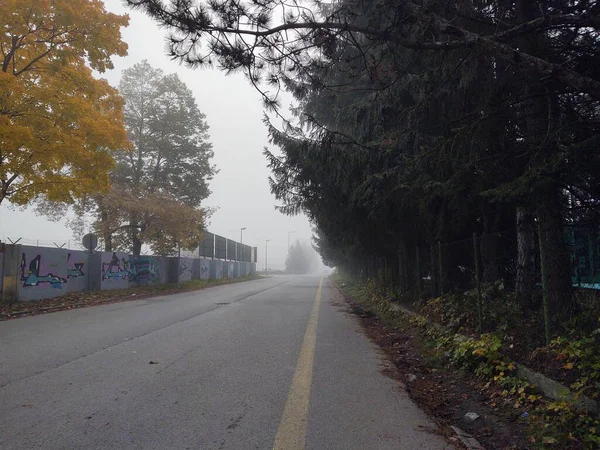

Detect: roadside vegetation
0,275,263,321
334,272,600,449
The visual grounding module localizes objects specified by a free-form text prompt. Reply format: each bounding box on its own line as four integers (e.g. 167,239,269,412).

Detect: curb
450,426,486,450
389,303,600,416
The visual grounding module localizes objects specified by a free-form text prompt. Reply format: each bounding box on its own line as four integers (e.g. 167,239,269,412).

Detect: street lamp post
288,231,296,250
265,239,271,272
238,227,247,263
177,240,181,287
176,195,190,288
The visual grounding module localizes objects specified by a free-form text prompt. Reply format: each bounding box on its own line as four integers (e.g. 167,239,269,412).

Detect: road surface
0,276,451,449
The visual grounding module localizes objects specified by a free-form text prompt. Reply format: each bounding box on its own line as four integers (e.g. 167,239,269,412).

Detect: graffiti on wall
199,259,210,280
179,259,191,276
129,256,161,284
20,253,67,288
67,253,85,279
102,253,129,280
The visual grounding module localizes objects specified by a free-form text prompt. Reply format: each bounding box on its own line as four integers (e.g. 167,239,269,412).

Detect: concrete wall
0,243,257,303
19,246,69,301
179,257,193,283
1,244,20,303
100,251,130,291
215,260,224,279
66,250,89,293
199,259,210,280
129,255,167,286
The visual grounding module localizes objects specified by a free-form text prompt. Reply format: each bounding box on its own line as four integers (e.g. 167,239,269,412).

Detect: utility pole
177,240,181,287
176,194,189,288
265,239,271,271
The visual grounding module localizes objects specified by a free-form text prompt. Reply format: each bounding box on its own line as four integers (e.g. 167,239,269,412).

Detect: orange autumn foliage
0,0,130,205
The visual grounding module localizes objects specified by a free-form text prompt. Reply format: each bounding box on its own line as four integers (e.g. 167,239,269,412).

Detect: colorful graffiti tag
129,256,161,284
20,253,67,288
102,253,129,280
67,253,85,279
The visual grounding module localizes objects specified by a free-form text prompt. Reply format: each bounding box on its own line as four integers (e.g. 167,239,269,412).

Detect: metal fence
362,226,599,306
3,230,257,263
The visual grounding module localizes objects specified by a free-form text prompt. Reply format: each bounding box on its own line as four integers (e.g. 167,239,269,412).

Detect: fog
0,0,318,270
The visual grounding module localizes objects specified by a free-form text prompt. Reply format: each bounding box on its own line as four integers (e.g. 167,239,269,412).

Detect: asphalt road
0,276,451,449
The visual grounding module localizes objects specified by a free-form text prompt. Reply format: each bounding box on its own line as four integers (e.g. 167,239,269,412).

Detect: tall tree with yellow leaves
0,0,130,206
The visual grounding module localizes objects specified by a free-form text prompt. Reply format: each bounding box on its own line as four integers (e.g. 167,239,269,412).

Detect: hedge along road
0,275,451,449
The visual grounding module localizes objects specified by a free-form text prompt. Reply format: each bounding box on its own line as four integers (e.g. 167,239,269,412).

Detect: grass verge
0,275,264,321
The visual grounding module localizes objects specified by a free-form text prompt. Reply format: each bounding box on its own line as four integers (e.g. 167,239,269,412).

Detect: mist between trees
285,240,321,274
34,59,217,257
3,0,600,344
1,1,216,259
126,0,600,343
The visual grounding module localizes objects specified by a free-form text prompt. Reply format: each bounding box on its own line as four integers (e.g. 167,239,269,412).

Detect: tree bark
516,0,572,318
132,235,142,257
536,193,573,319
480,210,501,283
430,240,439,297
100,209,113,252
515,207,538,308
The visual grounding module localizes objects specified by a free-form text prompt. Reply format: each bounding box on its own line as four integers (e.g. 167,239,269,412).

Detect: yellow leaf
0,0,130,206
563,362,574,370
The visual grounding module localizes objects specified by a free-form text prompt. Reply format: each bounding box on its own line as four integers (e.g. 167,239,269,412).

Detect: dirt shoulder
332,281,531,450
0,275,264,321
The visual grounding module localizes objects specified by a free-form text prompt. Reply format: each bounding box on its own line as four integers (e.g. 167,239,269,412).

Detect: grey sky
0,0,316,270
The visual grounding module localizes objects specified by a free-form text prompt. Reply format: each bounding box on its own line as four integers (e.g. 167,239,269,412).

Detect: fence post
415,245,422,301
473,232,483,332
398,249,403,294
537,222,552,345
438,240,444,297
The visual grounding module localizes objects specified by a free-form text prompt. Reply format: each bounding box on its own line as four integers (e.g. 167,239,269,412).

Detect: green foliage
340,275,600,447
530,401,600,449
90,60,216,254
547,331,600,400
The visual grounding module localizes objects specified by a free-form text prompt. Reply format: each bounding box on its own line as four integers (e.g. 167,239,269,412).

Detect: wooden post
538,222,552,345
473,233,484,333
415,245,422,301
438,240,444,296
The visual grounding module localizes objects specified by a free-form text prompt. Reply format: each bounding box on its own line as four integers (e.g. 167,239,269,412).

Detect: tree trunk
515,207,537,308
480,207,501,283
132,231,142,256
536,193,573,319
515,0,571,316
430,240,439,297
104,233,113,252
100,209,113,251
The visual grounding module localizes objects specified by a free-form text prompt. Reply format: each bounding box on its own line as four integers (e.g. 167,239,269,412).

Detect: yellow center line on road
273,278,323,450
